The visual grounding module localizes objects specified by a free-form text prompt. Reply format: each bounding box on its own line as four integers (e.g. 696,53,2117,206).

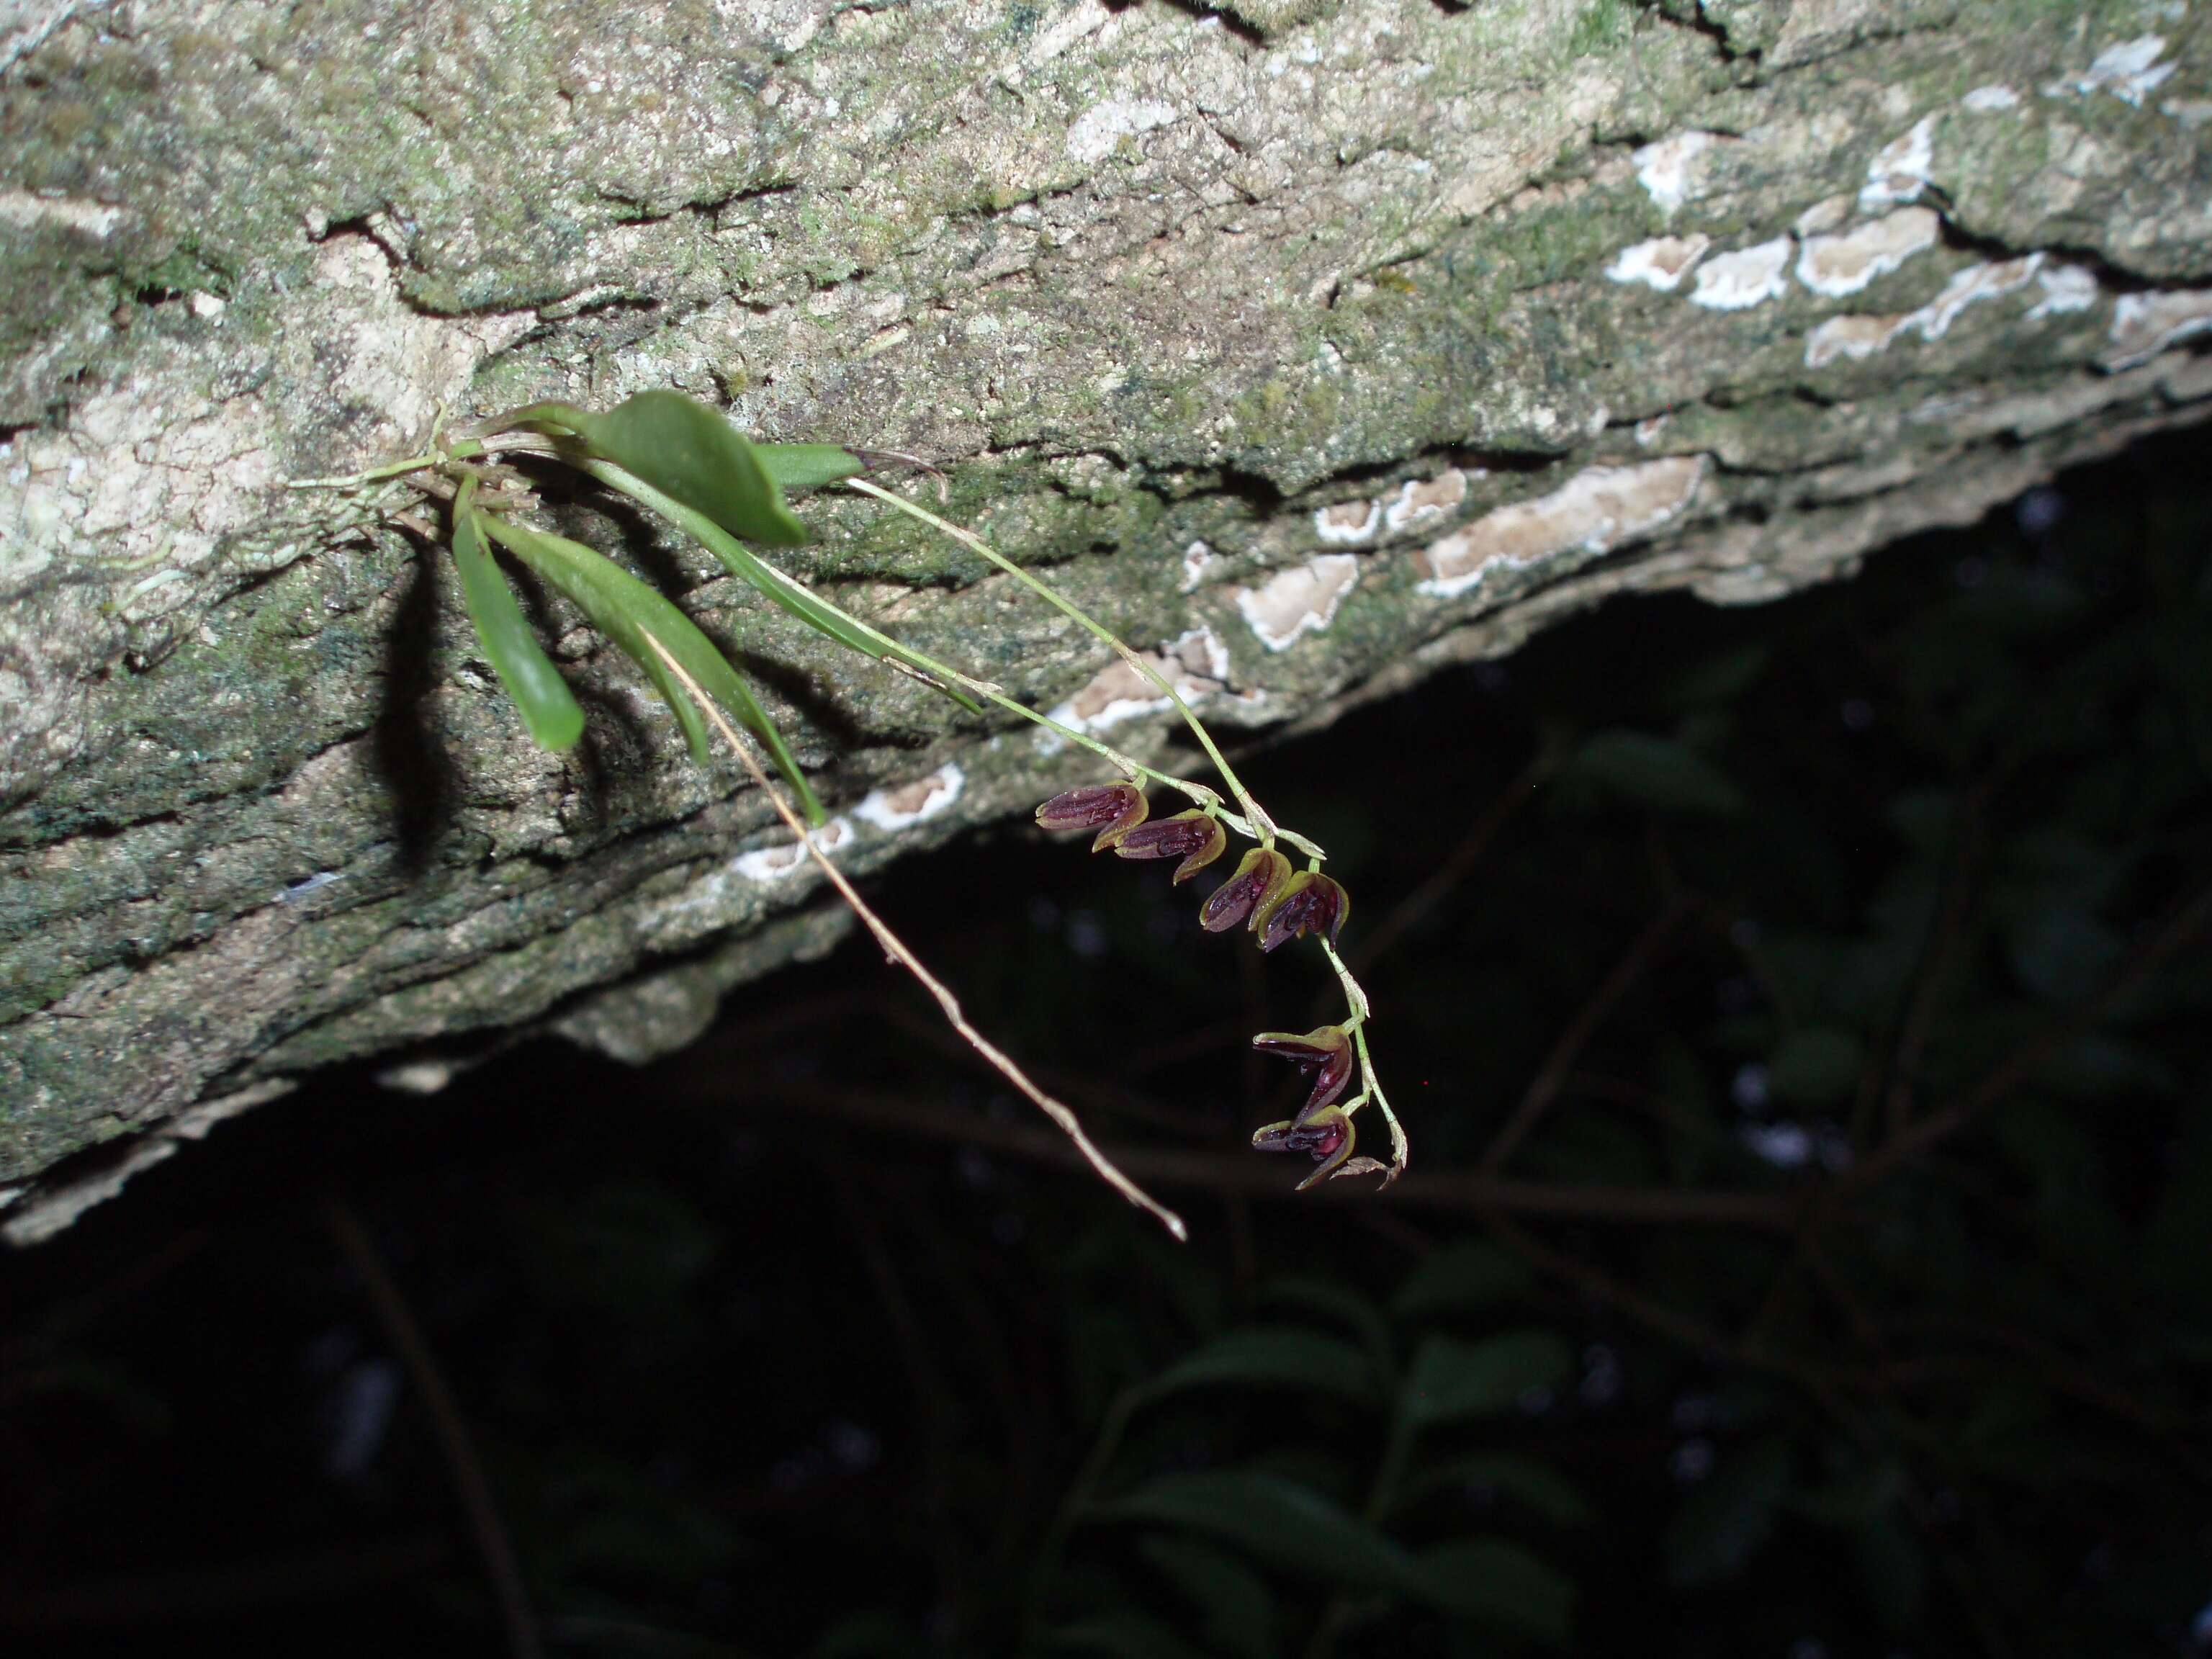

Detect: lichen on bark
2,0,2209,1230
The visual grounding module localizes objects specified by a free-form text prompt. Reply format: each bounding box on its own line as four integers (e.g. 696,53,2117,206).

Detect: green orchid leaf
484,395,979,714
493,391,811,547
1139,1326,1380,1406
1134,1534,1277,1659
1411,1538,1574,1642
1662,1434,1792,1586
479,515,826,824
580,457,985,717
450,484,585,752
1046,1611,1210,1659
1388,1242,1532,1323
1401,1330,1573,1429
1089,1470,1421,1596
1386,1452,1591,1527
755,441,867,494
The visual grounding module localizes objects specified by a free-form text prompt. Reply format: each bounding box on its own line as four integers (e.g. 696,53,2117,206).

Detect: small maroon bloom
1251,871,1351,953
1035,781,1148,851
1199,846,1294,933
1112,809,1228,883
1251,1024,1357,1117
1251,1104,1357,1190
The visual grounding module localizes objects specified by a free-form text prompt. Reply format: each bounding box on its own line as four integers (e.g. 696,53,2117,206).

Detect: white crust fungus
1690,237,1795,311
1413,457,1706,601
852,764,966,832
1234,555,1360,652
1795,207,1941,297
1858,117,1937,212
2103,289,2212,372
1606,234,1712,292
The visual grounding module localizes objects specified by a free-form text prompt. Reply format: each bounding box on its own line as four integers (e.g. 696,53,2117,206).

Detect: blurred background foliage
3,430,2210,1658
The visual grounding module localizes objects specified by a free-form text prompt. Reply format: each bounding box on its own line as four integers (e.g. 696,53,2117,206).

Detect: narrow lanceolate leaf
492,391,813,547
754,441,867,494
450,485,585,751
1411,1538,1574,1643
1089,1470,1421,1596
479,516,827,824
579,457,986,718
1386,1451,1591,1527
1401,1330,1573,1428
1139,1326,1380,1406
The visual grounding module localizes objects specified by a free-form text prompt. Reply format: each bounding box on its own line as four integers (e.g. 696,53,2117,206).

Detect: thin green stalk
1323,940,1408,1181
843,477,1285,850
287,439,490,489
585,458,1311,850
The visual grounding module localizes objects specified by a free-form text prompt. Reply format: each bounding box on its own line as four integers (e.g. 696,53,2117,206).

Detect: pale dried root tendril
639,631,1190,1242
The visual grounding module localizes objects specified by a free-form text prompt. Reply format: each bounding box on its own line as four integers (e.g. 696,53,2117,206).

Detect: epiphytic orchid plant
297,390,1408,1218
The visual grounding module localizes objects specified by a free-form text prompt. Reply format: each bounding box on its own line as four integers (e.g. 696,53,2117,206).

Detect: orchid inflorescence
1035,773,1403,1191
298,387,1408,1206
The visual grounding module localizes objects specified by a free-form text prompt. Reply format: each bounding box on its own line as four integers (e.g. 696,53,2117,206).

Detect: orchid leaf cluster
303,388,1408,1195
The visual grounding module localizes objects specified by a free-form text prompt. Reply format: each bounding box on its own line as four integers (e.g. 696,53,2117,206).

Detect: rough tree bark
1,0,2208,1238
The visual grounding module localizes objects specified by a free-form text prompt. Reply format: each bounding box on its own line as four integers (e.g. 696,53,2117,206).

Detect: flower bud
1251,1104,1357,1190
1199,846,1293,933
1251,1024,1356,1116
1112,809,1228,883
1251,871,1350,953
1035,781,1148,852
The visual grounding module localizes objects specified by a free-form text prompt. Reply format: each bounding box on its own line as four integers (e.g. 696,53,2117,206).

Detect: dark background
4,429,2209,1658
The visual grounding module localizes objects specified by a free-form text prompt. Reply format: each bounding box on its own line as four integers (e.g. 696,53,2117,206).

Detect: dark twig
1480,895,1694,1174
1875,783,1988,1145
323,1199,543,1659
1848,876,2212,1190
1346,748,1550,976
714,1078,1797,1228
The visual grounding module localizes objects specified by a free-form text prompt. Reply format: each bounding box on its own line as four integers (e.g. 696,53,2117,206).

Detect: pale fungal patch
1044,626,1232,735
734,817,853,883
0,189,125,238
1065,97,1179,164
1793,197,1851,238
1606,234,1711,292
1796,207,1941,297
1313,498,1381,545
852,763,966,832
1689,237,1794,311
1632,131,1717,215
1801,255,2045,368
2027,263,2102,320
1180,539,1219,592
1912,254,2043,339
1804,314,1902,369
1962,84,2022,113
1235,554,1360,652
1382,468,1470,534
1413,457,1706,601
1858,117,1937,212
0,1082,292,1247
2049,37,2177,107
2103,289,2212,371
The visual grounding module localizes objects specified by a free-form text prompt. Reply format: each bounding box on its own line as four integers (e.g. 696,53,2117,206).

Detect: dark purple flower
1035,781,1147,852
1251,1024,1356,1117
1112,809,1228,884
1251,1104,1357,1190
1251,871,1351,953
1199,846,1294,933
